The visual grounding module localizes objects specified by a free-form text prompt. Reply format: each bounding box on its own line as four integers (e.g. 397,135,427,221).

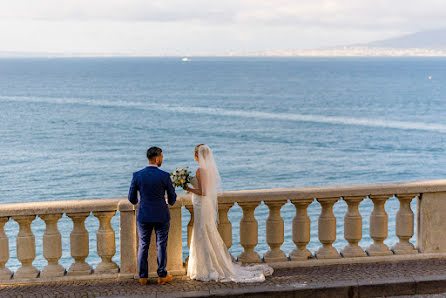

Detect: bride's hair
195,144,205,159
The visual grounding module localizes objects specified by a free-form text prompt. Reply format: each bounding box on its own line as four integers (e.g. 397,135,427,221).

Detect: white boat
181,57,190,62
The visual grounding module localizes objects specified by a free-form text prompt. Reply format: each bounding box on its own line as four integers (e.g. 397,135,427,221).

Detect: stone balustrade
0,179,446,283
181,179,446,264
0,198,184,282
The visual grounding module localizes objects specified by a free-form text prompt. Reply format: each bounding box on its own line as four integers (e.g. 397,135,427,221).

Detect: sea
1,57,445,271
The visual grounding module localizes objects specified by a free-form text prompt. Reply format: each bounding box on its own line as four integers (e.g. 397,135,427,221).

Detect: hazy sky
1,0,446,55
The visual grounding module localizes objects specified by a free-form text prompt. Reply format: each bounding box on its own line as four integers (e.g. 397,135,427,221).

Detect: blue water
1,57,445,271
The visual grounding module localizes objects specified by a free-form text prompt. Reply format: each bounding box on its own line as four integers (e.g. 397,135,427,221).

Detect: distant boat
182,57,190,62
428,75,433,80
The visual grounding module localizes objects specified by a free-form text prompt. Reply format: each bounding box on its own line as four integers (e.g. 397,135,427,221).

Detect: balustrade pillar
119,201,137,277
237,202,262,263
316,198,340,259
391,194,418,254
218,203,234,259
341,197,366,257
366,195,393,256
0,217,12,280
264,200,287,263
67,212,92,275
40,214,65,277
165,204,184,275
93,211,118,274
185,205,194,265
13,215,39,278
289,199,313,260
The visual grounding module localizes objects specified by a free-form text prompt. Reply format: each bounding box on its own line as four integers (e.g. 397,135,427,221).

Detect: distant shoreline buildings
1,28,446,58
230,47,446,57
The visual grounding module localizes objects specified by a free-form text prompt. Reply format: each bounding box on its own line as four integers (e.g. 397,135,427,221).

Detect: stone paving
1,258,446,297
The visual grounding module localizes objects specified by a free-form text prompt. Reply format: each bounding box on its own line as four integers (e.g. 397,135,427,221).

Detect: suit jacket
128,166,177,223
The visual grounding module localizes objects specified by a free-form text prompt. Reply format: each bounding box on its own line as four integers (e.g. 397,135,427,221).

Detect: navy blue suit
128,165,177,278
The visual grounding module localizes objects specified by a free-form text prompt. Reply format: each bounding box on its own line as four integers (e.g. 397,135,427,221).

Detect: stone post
93,211,119,274
218,203,234,252
67,212,92,276
391,194,418,254
185,205,194,266
417,192,446,253
0,217,12,280
263,200,287,263
417,192,446,252
316,197,340,259
289,199,313,260
166,203,184,275
119,201,137,278
40,213,65,277
366,195,393,256
13,215,39,278
341,196,366,257
238,202,262,263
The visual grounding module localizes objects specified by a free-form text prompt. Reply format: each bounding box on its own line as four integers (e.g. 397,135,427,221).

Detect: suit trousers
137,221,170,278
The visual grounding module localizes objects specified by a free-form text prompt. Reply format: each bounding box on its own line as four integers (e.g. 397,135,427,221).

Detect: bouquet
170,167,192,190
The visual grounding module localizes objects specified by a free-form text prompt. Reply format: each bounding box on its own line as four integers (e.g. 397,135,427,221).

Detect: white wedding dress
187,145,273,283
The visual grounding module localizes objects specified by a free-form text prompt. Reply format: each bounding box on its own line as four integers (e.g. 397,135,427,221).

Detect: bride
185,144,273,282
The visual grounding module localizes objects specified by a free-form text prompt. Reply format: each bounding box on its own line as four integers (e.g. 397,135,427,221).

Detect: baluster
391,194,418,254
366,195,393,256
237,202,262,263
93,211,118,274
264,200,287,263
40,214,65,277
289,199,313,260
0,217,12,280
218,203,234,259
341,196,366,257
185,205,194,265
316,198,340,259
13,215,39,278
67,212,92,275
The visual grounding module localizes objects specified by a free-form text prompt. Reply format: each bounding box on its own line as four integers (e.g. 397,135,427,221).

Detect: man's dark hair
147,147,162,161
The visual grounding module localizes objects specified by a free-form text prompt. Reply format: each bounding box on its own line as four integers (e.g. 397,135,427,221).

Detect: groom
128,147,177,286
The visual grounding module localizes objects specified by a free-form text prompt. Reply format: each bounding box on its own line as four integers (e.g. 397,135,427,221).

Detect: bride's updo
195,144,205,160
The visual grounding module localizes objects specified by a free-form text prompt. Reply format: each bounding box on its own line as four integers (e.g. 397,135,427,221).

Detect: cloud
1,0,446,54
2,0,446,30
0,1,237,23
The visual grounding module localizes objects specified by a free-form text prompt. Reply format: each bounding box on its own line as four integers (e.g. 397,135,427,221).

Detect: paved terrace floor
1,258,446,297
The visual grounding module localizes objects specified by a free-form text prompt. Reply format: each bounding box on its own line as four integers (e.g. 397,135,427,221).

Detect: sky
1,0,446,56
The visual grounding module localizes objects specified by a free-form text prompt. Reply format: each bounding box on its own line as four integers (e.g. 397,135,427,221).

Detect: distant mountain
364,28,446,49
235,28,446,57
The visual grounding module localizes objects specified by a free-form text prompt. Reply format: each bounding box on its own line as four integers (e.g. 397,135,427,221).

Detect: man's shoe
157,274,173,285
139,278,148,285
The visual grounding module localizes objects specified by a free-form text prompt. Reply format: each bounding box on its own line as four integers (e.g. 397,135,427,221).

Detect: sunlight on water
2,95,446,133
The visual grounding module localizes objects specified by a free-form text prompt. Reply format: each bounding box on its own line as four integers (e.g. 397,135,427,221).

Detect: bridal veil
197,144,222,224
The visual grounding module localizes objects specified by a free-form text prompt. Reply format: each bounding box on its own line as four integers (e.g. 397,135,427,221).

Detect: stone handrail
1,179,446,283
180,179,446,204
0,198,122,217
